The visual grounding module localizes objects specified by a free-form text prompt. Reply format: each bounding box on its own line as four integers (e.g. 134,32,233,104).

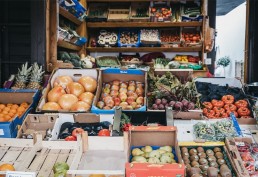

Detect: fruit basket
130,2,150,22
150,1,172,22
160,28,181,48
118,28,140,48
181,27,203,47
86,3,108,22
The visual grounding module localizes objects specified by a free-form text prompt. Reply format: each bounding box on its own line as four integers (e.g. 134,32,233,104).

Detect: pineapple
13,62,32,89
27,63,45,90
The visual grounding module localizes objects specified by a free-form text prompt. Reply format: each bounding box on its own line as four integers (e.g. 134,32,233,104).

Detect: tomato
215,112,228,118
224,104,237,112
123,123,132,131
222,95,235,104
240,116,252,119
72,128,84,137
235,100,248,108
203,102,213,109
65,136,77,141
237,107,251,117
226,110,238,118
203,109,215,116
213,107,225,114
98,129,110,136
211,100,224,108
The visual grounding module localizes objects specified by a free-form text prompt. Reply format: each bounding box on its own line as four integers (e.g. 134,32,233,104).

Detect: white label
204,58,212,65
235,142,245,146
0,129,4,136
6,171,36,177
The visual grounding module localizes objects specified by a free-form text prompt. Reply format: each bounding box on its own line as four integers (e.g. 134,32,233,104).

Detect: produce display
193,119,237,141
42,75,97,112
97,80,144,110
181,29,202,45
151,6,172,22
174,55,200,64
235,139,258,176
58,52,96,68
140,29,160,44
130,146,176,164
131,8,149,18
119,30,139,46
181,146,234,177
58,121,111,140
147,71,200,111
0,102,29,122
97,30,118,47
96,56,121,67
160,29,180,43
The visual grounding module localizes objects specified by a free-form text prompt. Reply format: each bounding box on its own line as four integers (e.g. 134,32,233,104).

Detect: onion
78,92,94,105
42,102,61,111
161,98,168,105
53,76,73,88
169,101,176,107
71,101,90,112
155,99,161,105
66,82,85,97
47,86,66,102
187,102,195,110
58,94,78,110
174,101,183,111
181,99,189,108
78,76,97,93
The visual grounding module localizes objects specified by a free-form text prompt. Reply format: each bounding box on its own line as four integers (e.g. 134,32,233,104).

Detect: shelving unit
46,0,87,72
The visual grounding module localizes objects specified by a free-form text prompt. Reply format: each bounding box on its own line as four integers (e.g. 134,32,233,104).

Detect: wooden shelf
87,0,194,2
87,21,202,28
59,7,82,26
57,40,82,51
86,47,202,52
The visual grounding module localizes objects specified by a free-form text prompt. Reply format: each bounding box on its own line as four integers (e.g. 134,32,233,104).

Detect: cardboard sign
6,171,36,177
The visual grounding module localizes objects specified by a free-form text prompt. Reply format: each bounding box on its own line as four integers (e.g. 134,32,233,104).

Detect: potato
207,167,218,177
220,164,232,177
215,152,224,159
197,147,205,153
190,155,199,162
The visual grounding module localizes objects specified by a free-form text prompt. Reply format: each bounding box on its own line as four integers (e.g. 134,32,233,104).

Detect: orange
2,111,8,115
17,107,25,112
17,111,23,117
7,103,13,107
9,109,17,114
8,112,14,117
4,115,11,121
3,107,10,112
11,104,19,109
0,163,15,176
0,104,5,109
0,117,5,122
21,102,29,108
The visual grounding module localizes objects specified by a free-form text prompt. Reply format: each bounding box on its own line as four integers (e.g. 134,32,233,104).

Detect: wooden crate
0,134,84,177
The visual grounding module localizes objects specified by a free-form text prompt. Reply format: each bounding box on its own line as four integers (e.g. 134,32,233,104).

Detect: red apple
128,85,136,92
103,96,113,104
119,92,127,102
110,90,119,97
120,82,128,88
111,85,119,91
114,97,121,106
113,80,120,86
127,92,138,100
120,102,128,109
136,82,143,88
126,96,135,105
97,101,105,109
101,93,109,100
130,102,137,109
129,80,136,86
136,87,144,96
119,87,127,93
135,104,142,109
136,96,144,105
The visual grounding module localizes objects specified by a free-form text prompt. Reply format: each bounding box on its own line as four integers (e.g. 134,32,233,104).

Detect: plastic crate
118,28,140,48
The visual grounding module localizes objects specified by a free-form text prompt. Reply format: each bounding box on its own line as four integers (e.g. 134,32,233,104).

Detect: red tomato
65,136,77,141
72,128,84,137
98,129,110,136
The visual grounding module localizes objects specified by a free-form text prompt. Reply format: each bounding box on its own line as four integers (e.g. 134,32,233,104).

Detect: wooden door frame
244,0,249,83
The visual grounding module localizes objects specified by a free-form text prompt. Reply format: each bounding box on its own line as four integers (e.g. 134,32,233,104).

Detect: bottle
74,37,87,46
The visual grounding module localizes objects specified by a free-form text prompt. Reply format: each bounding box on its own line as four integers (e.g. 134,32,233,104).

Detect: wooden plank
0,147,24,165
0,147,9,160
59,7,82,26
57,40,82,51
86,46,202,53
49,149,71,177
87,0,194,2
37,149,60,177
46,0,50,71
244,0,250,83
27,148,49,173
14,147,32,171
66,149,76,166
87,21,202,28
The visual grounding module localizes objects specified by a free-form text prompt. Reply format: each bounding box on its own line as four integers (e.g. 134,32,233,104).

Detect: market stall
0,0,257,177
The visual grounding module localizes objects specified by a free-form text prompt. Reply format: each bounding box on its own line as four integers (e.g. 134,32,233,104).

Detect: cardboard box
126,126,185,177
179,142,239,176
18,113,100,140
225,137,252,177
147,69,202,120
67,134,127,177
91,68,147,114
195,77,257,125
130,2,150,22
0,89,40,138
37,68,98,113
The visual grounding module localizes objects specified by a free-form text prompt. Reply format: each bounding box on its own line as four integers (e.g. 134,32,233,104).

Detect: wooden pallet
0,134,84,177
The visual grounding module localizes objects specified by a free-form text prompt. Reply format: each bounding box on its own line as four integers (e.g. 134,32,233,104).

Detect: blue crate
0,89,40,138
91,68,147,114
118,28,140,48
59,0,87,19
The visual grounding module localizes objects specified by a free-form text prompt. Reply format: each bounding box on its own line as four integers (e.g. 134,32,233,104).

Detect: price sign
6,171,36,177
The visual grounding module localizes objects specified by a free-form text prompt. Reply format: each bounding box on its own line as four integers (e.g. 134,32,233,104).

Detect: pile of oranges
0,102,29,122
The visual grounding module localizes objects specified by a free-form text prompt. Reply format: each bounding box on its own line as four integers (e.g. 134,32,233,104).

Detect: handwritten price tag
6,171,35,177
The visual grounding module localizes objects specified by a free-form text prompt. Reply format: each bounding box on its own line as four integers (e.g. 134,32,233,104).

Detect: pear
157,149,166,154
160,155,172,164
163,152,174,159
132,148,144,156
148,157,160,164
159,146,172,152
142,146,153,153
149,150,161,159
132,156,147,163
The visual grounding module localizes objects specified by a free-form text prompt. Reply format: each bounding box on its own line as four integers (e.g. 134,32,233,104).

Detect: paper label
0,129,4,136
235,142,245,146
6,171,36,177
